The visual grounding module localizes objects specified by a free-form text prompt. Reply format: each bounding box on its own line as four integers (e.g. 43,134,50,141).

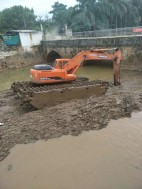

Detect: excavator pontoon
12,48,122,109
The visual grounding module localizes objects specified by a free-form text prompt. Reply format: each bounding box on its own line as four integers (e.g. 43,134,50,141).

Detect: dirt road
0,84,142,161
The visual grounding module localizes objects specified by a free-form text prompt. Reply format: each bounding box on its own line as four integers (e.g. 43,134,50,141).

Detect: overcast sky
0,0,77,17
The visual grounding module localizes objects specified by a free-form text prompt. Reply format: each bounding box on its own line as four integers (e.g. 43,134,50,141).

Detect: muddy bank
11,79,109,109
0,47,44,72
0,87,142,161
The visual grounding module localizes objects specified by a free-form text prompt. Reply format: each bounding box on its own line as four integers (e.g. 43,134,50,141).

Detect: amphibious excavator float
11,48,122,109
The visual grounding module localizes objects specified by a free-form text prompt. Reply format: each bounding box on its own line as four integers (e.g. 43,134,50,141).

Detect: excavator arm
55,48,122,85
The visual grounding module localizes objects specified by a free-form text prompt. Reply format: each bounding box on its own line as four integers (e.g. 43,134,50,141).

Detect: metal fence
72,26,142,38
45,26,142,40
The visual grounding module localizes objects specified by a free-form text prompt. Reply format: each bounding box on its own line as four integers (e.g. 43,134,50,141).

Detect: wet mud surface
11,79,109,109
0,81,142,161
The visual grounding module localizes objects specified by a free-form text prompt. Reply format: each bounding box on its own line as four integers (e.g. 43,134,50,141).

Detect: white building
13,30,43,51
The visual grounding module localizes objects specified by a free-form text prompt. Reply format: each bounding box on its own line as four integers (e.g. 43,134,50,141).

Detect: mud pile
11,79,109,109
0,88,141,161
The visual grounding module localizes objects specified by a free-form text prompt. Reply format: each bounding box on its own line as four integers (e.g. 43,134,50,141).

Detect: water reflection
77,64,113,81
0,112,142,189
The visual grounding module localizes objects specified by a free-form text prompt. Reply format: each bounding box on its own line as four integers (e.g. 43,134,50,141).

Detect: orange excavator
12,48,122,109
30,48,122,86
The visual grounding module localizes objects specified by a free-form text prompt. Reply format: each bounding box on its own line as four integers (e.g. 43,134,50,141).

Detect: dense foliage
0,0,142,33
0,6,37,32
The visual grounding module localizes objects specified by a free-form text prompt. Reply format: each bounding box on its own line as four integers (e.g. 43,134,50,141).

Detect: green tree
123,1,139,27
36,15,53,33
49,2,68,33
0,6,37,32
107,0,128,28
71,12,92,31
93,0,111,29
65,7,78,28
131,0,142,25
76,0,96,30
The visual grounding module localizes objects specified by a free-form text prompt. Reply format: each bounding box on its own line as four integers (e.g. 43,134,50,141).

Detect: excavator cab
54,59,70,69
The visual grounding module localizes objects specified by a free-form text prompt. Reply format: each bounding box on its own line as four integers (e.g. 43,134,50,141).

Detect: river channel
0,65,142,189
0,64,113,91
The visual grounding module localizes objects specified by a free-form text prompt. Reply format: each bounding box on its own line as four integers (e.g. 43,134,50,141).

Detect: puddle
0,112,142,189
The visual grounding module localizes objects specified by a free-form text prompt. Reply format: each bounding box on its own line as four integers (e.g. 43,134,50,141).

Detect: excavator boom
53,48,122,85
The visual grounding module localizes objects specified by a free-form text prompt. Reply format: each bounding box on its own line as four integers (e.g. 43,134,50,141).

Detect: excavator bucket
113,48,122,85
113,62,121,85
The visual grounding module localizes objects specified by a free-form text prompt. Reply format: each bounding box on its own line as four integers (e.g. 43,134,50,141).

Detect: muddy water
0,64,142,93
0,66,31,91
77,64,113,81
0,112,142,189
